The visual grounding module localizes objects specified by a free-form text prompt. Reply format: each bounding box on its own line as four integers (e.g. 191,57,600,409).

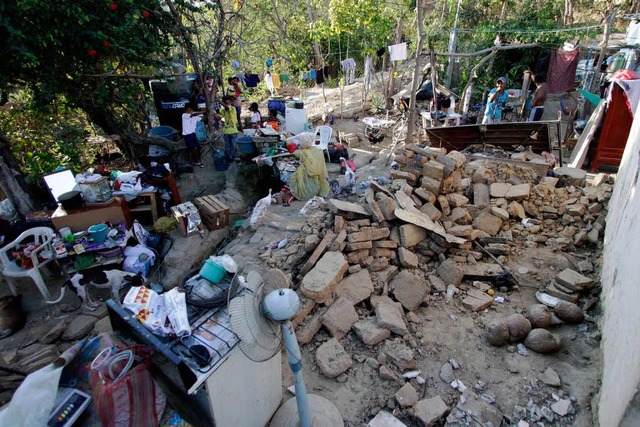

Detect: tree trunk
386,18,404,108
0,132,37,216
305,0,323,68
461,49,499,115
563,0,574,25
407,1,425,142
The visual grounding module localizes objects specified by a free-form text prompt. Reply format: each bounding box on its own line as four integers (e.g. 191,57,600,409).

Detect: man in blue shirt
482,77,510,124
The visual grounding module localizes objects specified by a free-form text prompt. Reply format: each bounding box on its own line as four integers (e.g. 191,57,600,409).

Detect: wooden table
51,196,132,233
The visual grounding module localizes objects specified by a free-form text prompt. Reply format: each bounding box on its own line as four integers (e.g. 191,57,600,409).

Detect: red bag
89,345,166,427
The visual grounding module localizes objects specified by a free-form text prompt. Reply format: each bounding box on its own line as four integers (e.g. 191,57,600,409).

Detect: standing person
249,102,262,128
218,96,240,162
226,76,243,129
526,71,549,121
182,105,204,167
482,76,510,124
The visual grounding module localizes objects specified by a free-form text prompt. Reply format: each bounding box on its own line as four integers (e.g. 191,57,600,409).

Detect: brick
321,297,359,339
372,247,396,259
347,249,370,265
377,195,398,221
336,269,374,304
390,170,418,186
296,313,323,344
391,270,428,311
345,241,373,252
301,252,349,303
436,259,464,286
490,183,512,198
375,299,408,336
315,338,352,378
374,240,398,249
300,230,336,275
328,229,347,251
423,160,445,180
414,188,436,204
397,247,419,269
291,296,317,328
421,176,442,196
367,201,386,223
473,183,490,207
399,224,427,248
505,183,531,201
352,318,391,346
347,227,390,243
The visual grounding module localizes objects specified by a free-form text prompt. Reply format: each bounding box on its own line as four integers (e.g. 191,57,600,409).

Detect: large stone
377,266,399,284
427,275,447,293
473,183,490,207
381,338,416,370
490,183,511,198
446,150,467,168
435,155,456,177
462,289,494,311
505,183,531,201
555,268,594,291
439,362,455,383
423,160,445,180
551,399,575,417
300,231,336,275
368,411,408,427
301,252,349,303
336,269,374,304
328,198,371,218
448,225,474,238
395,383,419,408
348,227,391,243
414,396,449,426
62,315,98,341
377,195,398,221
353,318,391,346
436,259,464,286
447,193,469,208
399,224,428,248
41,320,68,344
419,202,442,221
375,299,408,336
397,247,419,269
490,207,509,220
507,201,526,219
414,188,436,204
304,234,321,252
321,297,358,339
315,338,352,378
391,270,428,311
472,211,503,236
421,176,442,196
449,207,472,225
554,167,587,187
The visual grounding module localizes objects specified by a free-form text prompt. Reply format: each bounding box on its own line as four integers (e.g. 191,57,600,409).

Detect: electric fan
228,264,343,427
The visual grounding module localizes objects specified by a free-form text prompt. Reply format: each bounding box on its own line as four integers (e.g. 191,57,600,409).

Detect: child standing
182,105,204,167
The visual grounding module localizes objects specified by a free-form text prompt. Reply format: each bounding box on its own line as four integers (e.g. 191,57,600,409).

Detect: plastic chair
313,125,332,162
443,96,462,126
0,227,61,303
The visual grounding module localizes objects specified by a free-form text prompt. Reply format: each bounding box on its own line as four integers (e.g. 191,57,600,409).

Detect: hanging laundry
388,43,407,61
625,20,640,45
323,66,330,79
309,69,317,80
315,68,325,84
272,73,281,89
279,74,290,83
364,56,373,92
302,72,309,81
547,46,579,94
340,58,356,85
244,73,260,87
265,73,275,96
266,58,273,67
231,60,241,70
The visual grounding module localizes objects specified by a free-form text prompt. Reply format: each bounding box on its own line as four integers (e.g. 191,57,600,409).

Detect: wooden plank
568,101,606,169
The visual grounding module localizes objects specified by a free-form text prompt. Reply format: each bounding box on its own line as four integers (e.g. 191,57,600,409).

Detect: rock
472,211,503,236
490,207,509,220
448,225,473,238
474,183,490,207
41,320,68,344
377,266,399,284
437,259,465,286
348,227,391,243
555,268,594,291
414,188,436,204
347,249,370,265
368,410,407,427
449,207,472,225
398,247,419,269
462,289,494,311
446,151,467,168
567,204,586,216
335,269,374,304
345,241,373,252
300,231,336,275
447,193,469,208
369,257,390,272
381,339,416,371
463,263,503,280
505,183,531,200
414,396,449,426
538,367,562,387
315,338,352,378
93,316,112,334
62,315,98,341
301,251,349,303
379,365,399,381
423,160,445,180
375,299,408,336
399,224,428,248
447,390,501,426
304,234,321,252
507,201,526,219
395,383,419,408
419,202,443,221
439,362,455,383
427,275,447,293
551,399,574,417
321,297,358,339
82,303,108,319
328,198,371,218
391,170,418,186
554,167,587,187
296,313,324,345
334,215,346,233
328,229,348,251
391,270,428,311
377,195,398,221
490,183,512,198
353,318,391,346
421,176,442,196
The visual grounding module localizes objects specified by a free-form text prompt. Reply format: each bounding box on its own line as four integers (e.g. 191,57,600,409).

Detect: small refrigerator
285,107,307,134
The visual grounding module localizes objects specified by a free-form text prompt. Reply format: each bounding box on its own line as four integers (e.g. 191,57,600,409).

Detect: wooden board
568,101,606,169
194,195,230,230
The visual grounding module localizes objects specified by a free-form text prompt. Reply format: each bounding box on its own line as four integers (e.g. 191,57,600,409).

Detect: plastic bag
164,288,190,337
0,198,18,222
123,286,172,336
208,254,238,273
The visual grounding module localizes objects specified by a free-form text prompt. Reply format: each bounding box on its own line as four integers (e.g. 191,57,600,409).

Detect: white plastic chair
443,96,462,126
0,227,62,303
313,125,333,162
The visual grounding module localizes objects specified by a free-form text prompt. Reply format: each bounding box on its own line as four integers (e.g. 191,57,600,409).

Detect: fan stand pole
282,321,312,427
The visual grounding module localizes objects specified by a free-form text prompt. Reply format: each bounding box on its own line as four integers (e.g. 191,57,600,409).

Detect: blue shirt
485,88,510,120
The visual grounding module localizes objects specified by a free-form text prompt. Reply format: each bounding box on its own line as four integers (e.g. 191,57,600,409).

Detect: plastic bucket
236,136,257,154
199,260,226,284
149,126,175,140
88,224,108,243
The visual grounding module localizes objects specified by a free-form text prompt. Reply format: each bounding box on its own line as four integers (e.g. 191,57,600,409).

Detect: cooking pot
58,190,84,210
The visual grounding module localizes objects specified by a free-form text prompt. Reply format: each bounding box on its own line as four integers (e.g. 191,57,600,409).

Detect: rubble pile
247,144,612,425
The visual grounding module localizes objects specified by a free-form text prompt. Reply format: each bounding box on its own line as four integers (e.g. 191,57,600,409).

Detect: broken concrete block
462,289,494,311
414,396,449,426
490,207,509,220
472,211,503,236
390,170,418,186
381,338,416,370
448,225,474,238
419,202,442,222
449,207,472,225
300,230,336,275
321,297,359,339
421,176,442,196
391,270,428,311
348,227,391,243
505,183,531,201
555,268,594,291
296,313,323,344
368,410,408,427
490,183,512,198
473,183,490,208
315,338,353,378
399,224,428,248
328,198,371,218
436,259,465,286
375,300,408,336
335,269,374,304
395,383,419,408
447,193,469,208
428,274,447,293
398,247,419,269
353,318,391,346
328,229,347,251
423,160,445,180
414,188,436,204
301,251,349,303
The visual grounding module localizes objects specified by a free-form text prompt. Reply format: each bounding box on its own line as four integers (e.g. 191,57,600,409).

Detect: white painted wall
599,100,640,427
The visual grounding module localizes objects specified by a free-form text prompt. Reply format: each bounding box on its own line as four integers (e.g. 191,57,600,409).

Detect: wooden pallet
194,195,230,230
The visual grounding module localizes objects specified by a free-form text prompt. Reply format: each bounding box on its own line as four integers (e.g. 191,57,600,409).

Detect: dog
67,269,144,309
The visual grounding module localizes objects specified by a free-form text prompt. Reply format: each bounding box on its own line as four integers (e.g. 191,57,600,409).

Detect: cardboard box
170,202,204,237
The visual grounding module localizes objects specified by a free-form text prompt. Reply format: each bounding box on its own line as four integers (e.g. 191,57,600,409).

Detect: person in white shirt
249,102,262,128
182,105,204,167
